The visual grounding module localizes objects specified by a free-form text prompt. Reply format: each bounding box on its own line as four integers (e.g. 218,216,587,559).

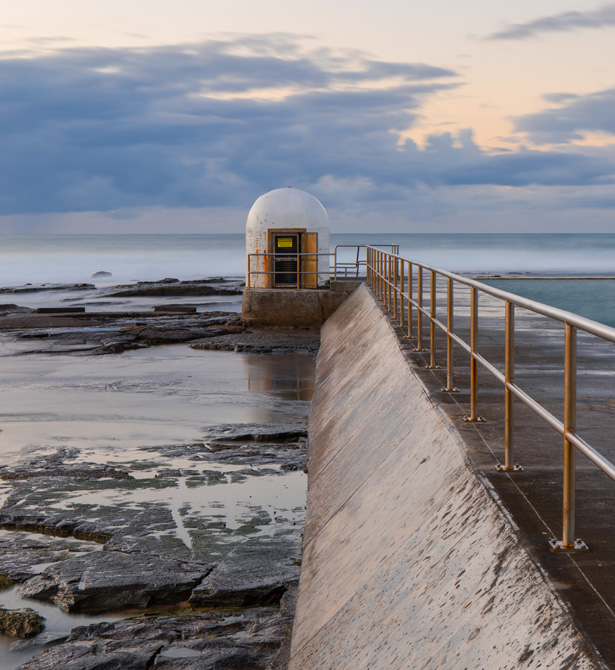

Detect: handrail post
384,253,388,307
407,261,413,339
374,249,377,294
393,257,398,319
497,301,522,471
441,277,458,392
398,258,403,321
372,248,375,288
550,324,588,552
373,249,376,294
390,255,394,311
464,287,485,422
387,255,392,310
380,252,387,306
415,266,425,351
399,261,405,328
426,270,439,368
383,252,388,306
564,324,576,547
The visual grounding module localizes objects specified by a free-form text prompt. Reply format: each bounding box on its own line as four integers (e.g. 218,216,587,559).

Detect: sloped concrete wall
288,285,602,670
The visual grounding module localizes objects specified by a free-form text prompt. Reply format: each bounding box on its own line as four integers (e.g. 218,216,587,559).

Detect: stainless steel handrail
246,245,400,287
333,244,399,280
366,245,615,553
383,252,615,342
246,252,333,289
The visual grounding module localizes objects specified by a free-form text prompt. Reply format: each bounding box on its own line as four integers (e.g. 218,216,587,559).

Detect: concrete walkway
408,278,615,667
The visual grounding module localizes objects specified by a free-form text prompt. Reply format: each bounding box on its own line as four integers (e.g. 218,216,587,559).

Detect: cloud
486,3,615,40
514,88,615,143
0,36,459,216
0,35,613,233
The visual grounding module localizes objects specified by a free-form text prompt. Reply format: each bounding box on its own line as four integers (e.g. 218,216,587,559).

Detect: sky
0,0,613,233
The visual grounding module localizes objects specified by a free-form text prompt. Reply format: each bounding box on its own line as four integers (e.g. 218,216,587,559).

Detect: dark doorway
273,234,300,286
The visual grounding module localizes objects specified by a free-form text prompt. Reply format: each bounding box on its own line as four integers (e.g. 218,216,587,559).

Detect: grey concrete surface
329,278,364,292
289,284,606,670
241,288,355,326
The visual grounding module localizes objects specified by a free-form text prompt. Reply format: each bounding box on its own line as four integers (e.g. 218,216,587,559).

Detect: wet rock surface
0,284,95,295
148,423,308,470
190,327,320,354
0,274,320,354
0,607,45,638
17,552,212,613
0,292,313,668
189,542,300,607
0,304,34,315
108,278,243,297
9,313,245,354
18,588,297,670
0,423,306,666
0,448,133,483
0,533,101,583
2,312,319,355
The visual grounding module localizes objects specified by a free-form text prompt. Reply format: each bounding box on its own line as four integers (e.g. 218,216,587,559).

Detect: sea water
2,233,615,325
3,233,615,287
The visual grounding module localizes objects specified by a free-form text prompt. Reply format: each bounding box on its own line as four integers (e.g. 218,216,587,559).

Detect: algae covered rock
0,607,45,638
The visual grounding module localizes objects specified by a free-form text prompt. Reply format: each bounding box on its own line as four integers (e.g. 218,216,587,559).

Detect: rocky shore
0,277,317,669
0,276,318,357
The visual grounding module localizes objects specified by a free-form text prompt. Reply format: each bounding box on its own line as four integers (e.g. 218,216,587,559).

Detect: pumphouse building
241,187,356,327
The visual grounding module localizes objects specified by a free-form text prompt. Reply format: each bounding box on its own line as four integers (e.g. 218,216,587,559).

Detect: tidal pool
0,345,314,462
0,344,314,669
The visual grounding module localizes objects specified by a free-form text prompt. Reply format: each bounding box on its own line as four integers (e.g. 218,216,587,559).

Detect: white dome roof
247,188,328,232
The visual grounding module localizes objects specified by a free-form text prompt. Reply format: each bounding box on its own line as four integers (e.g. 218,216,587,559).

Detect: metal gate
273,234,300,286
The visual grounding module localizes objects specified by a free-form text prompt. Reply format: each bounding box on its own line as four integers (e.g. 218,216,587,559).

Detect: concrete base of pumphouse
241,284,359,327
288,285,604,670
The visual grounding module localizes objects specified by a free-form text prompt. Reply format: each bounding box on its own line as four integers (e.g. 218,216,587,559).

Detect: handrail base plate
495,463,524,472
549,538,589,553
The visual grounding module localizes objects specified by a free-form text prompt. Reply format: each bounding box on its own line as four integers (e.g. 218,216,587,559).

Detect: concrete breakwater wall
289,285,602,669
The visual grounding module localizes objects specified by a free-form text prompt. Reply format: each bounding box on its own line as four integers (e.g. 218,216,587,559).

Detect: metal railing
246,245,399,288
246,252,332,289
367,245,615,553
333,244,399,279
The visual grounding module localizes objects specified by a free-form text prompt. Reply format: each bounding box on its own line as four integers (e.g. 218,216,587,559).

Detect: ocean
2,233,615,325
4,233,615,286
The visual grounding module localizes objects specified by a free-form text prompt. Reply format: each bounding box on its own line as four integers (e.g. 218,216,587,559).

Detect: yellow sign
277,238,293,248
